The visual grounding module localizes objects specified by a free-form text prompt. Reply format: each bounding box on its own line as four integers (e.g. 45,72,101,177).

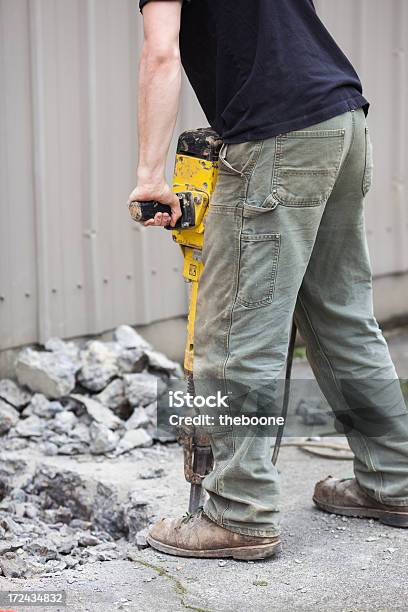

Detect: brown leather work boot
313,476,408,527
146,509,282,560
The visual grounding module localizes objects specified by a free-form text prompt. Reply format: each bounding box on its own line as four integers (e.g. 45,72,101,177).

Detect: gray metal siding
315,0,408,276
0,0,406,351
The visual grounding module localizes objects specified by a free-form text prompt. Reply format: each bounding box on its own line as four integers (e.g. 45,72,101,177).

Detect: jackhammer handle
188,445,213,514
128,200,172,223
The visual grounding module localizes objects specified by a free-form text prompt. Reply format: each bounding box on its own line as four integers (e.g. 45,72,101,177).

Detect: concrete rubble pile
0,324,355,580
0,325,183,577
0,325,183,457
0,459,150,578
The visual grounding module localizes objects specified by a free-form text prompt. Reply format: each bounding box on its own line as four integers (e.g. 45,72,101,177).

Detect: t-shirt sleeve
139,0,150,12
139,0,190,13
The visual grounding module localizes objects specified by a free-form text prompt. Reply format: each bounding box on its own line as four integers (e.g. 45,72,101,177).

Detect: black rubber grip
138,201,172,222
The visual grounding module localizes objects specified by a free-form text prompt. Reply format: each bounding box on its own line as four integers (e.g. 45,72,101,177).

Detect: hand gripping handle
128,192,196,230
128,200,172,223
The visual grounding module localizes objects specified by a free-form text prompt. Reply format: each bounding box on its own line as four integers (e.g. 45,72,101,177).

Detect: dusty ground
0,329,407,612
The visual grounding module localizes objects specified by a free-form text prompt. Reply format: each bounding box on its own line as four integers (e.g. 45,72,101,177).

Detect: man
129,0,408,561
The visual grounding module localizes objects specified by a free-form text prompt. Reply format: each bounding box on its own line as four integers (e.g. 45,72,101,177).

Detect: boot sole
313,496,408,528
146,535,282,560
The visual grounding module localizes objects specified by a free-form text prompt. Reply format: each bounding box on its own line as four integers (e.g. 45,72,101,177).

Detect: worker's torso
178,0,368,143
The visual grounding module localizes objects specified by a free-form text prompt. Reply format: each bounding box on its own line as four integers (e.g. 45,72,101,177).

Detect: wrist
136,167,166,186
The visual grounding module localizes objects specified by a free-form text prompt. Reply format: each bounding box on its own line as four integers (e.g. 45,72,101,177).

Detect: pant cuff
203,505,280,538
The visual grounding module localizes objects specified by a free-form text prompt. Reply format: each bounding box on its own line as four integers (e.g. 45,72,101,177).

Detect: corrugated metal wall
0,0,407,351
315,0,408,279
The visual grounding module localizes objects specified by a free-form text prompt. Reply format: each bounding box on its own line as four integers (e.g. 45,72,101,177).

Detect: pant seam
218,433,236,523
242,140,264,201
379,471,385,504
217,206,242,503
221,214,242,382
330,109,356,191
297,294,379,483
297,294,345,399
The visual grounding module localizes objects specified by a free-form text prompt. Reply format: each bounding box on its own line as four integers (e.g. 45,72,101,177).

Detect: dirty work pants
194,108,408,537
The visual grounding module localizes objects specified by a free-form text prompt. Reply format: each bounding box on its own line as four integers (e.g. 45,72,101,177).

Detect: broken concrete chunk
0,515,22,533
125,408,150,430
95,379,132,420
24,466,89,519
0,378,31,409
135,527,149,549
24,538,59,560
45,433,72,447
77,341,119,392
70,394,122,430
2,437,29,451
144,401,157,426
0,457,27,477
95,378,126,409
78,534,100,547
15,415,46,438
24,502,39,519
123,496,149,544
0,540,26,555
44,507,73,525
44,337,80,362
53,537,77,555
115,429,152,455
51,411,78,435
70,422,91,444
9,488,26,503
0,555,29,578
113,325,151,350
89,422,120,455
15,347,77,398
140,467,165,480
123,372,166,407
145,349,183,377
117,347,147,375
58,441,90,456
28,394,64,419
39,441,59,456
0,400,19,435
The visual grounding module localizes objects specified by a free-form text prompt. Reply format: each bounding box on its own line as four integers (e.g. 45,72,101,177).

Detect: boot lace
181,506,204,524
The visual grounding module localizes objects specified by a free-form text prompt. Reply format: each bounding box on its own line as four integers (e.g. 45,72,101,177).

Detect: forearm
137,45,181,186
130,0,182,228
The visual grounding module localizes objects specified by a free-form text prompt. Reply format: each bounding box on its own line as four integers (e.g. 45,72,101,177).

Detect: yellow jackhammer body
130,128,222,512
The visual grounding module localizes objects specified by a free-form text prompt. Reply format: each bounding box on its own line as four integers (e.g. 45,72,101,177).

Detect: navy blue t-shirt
139,0,369,144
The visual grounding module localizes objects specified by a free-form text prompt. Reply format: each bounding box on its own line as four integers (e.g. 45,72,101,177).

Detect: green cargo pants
194,108,408,537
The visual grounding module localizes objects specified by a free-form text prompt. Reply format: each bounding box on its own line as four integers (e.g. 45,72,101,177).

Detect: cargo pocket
236,233,281,309
271,129,345,207
362,127,374,196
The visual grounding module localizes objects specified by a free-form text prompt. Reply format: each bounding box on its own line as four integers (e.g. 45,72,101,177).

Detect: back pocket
236,233,281,309
272,129,345,207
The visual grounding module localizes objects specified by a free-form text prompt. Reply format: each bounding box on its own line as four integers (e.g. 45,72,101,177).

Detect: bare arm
128,0,183,227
